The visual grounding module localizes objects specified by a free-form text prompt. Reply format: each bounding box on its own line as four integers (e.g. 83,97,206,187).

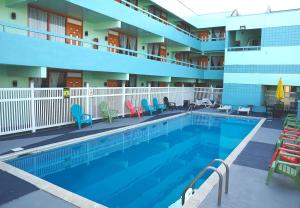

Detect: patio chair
285,120,300,129
276,134,300,149
282,127,300,135
100,101,118,123
266,148,300,189
163,97,177,110
153,97,166,112
217,105,232,113
283,114,297,126
270,143,300,165
237,106,251,115
71,104,92,129
126,100,143,118
141,98,156,115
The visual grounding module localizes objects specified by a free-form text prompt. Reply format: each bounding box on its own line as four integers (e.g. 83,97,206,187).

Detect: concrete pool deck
196,118,300,208
0,109,299,208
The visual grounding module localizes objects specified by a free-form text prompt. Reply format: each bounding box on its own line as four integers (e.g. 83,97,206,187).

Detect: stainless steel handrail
181,159,229,206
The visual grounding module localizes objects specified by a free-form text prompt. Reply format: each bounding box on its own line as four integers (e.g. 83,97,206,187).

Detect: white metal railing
194,87,223,103
0,21,201,69
116,0,201,40
0,86,224,136
200,37,225,42
227,46,261,51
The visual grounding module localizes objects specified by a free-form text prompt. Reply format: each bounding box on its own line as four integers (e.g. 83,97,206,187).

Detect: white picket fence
0,86,222,136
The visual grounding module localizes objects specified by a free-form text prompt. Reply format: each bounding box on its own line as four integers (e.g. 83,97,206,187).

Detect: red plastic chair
126,100,143,118
282,127,300,135
270,143,300,165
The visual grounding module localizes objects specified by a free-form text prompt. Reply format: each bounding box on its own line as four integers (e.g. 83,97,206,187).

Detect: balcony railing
227,46,261,51
200,37,225,42
0,21,204,69
198,66,224,70
116,0,201,41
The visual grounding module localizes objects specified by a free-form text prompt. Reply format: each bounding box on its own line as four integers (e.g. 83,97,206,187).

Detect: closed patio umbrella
275,78,284,101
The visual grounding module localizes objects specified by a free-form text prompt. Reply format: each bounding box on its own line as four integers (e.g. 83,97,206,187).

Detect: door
66,77,82,87
220,56,224,67
198,56,208,69
66,20,83,46
107,80,120,87
159,82,166,87
108,31,120,53
175,53,182,65
198,31,209,41
160,45,167,62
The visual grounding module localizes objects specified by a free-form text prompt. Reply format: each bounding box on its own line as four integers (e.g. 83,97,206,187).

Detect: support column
122,81,126,117
167,83,170,99
30,81,36,133
148,82,151,102
181,83,184,106
85,83,90,115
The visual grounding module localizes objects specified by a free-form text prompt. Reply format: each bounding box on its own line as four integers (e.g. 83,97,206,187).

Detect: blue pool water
8,113,259,208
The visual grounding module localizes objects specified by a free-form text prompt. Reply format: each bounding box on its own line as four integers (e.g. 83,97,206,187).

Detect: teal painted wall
222,83,265,111
0,65,30,87
0,1,27,35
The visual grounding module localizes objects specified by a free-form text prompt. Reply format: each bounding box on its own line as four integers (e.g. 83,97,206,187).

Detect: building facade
0,0,299,112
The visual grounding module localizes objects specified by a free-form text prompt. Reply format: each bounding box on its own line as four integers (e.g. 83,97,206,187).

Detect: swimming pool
6,113,259,208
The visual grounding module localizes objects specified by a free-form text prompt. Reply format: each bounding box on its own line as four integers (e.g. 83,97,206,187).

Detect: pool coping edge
0,112,189,208
0,111,263,208
183,112,266,208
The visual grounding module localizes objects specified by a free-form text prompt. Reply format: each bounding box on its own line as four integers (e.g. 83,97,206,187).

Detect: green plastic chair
266,151,300,189
100,101,118,123
283,114,300,128
283,114,297,126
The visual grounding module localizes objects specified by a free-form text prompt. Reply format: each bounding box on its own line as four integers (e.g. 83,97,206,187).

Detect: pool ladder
181,159,229,206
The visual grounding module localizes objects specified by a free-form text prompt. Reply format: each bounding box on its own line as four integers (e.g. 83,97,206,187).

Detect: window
28,7,47,39
49,14,66,42
28,6,67,42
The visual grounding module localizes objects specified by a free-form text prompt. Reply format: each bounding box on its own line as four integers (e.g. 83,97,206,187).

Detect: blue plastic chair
141,99,156,115
153,97,166,112
71,104,92,129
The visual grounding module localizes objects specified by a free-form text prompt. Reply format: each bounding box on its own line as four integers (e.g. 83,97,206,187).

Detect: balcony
0,21,209,79
65,0,202,51
227,29,261,52
200,38,225,52
116,0,198,39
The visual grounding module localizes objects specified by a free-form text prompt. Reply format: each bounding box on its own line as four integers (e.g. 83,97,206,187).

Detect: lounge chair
270,143,300,165
71,104,92,129
153,97,166,112
192,98,213,108
163,97,177,110
100,101,118,123
276,134,300,149
141,98,156,115
237,106,251,115
126,100,143,118
217,105,232,113
266,148,300,189
283,114,297,127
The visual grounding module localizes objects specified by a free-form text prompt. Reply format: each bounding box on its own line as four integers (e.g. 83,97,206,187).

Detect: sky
151,0,300,18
